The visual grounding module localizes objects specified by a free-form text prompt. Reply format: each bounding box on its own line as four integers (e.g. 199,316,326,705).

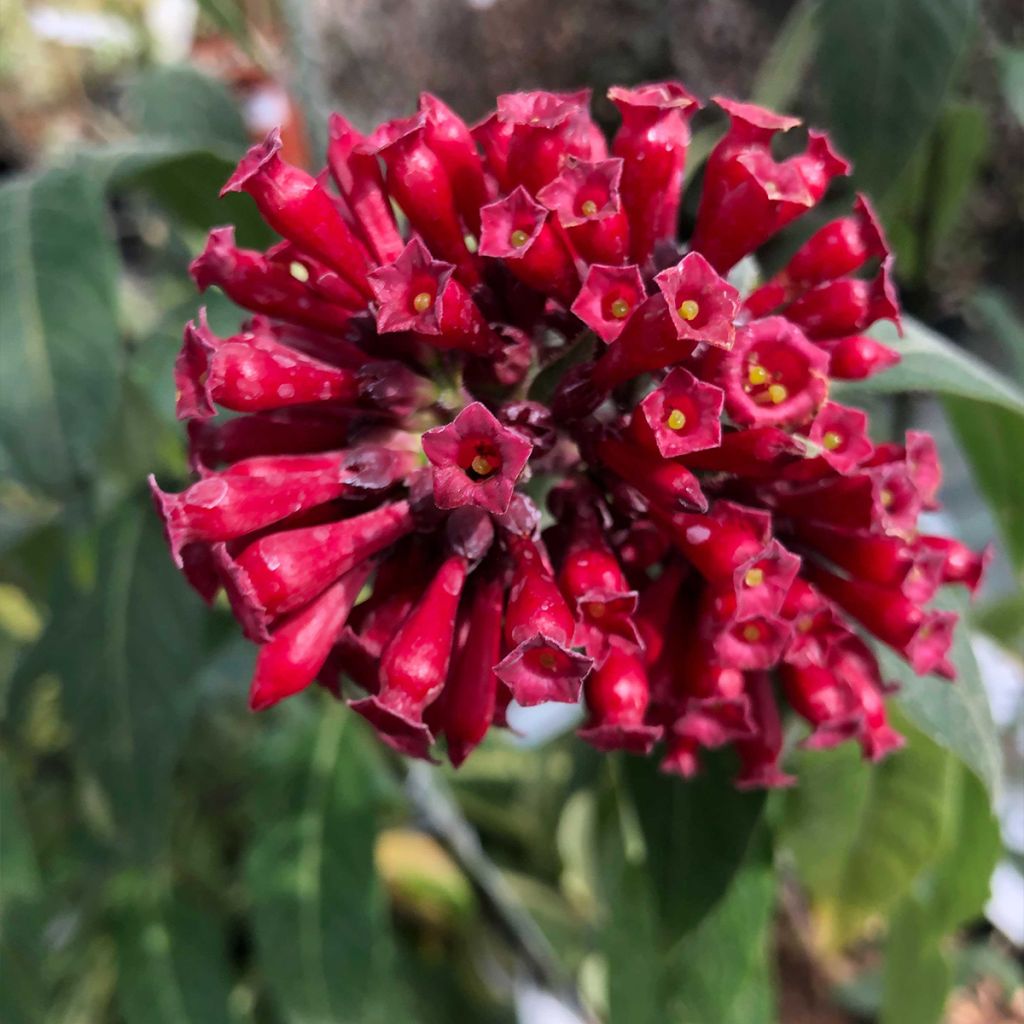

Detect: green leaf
0,759,40,900
620,752,767,938
927,103,989,248
969,287,1024,377
246,704,408,1024
945,395,1024,574
817,0,977,195
662,830,777,1024
9,497,211,862
886,588,1002,801
0,168,122,499
780,722,954,945
997,45,1024,126
752,0,820,111
847,316,1024,415
880,895,952,1024
125,65,249,153
926,764,1001,933
605,861,662,1024
0,899,50,1024
112,893,235,1024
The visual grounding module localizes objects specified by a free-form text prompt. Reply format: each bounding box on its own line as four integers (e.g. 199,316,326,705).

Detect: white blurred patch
987,861,1024,946
506,698,584,747
145,0,198,64
514,982,588,1024
29,7,137,51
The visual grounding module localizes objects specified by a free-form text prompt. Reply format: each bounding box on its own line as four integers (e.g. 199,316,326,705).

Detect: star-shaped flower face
571,263,646,343
421,402,533,515
367,238,455,335
655,252,740,349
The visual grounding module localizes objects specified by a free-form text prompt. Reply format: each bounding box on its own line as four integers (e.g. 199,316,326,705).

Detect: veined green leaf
0,168,122,499
817,0,977,195
112,893,236,1024
780,720,954,946
620,751,767,938
9,497,210,862
846,316,1024,416
885,588,1002,801
246,705,409,1024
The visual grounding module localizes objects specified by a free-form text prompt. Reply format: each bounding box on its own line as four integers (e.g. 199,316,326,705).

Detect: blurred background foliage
0,1,1022,1022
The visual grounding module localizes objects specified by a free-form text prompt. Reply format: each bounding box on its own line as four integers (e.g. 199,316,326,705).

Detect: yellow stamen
464,233,479,254
581,199,598,217
539,650,557,670
289,261,310,282
678,299,700,322
822,431,842,451
470,454,495,477
509,229,530,248
880,488,894,507
412,291,433,313
587,602,606,619
768,383,789,404
744,568,765,587
748,364,769,386
742,624,762,643
610,298,631,319
797,616,814,633
666,409,687,431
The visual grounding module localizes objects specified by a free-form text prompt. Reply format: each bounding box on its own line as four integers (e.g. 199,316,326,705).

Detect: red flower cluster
152,85,988,784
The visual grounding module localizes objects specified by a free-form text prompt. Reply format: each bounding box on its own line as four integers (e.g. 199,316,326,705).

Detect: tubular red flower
249,562,372,711
223,500,414,631
556,502,641,660
222,129,373,296
149,445,409,566
820,334,901,380
681,426,805,478
369,114,480,285
917,536,991,595
536,158,630,265
175,315,361,420
368,238,500,354
190,227,360,334
708,316,829,429
659,501,770,581
350,553,468,758
419,92,491,237
629,367,724,459
496,532,592,705
597,434,708,514
570,263,646,343
804,401,874,475
326,113,404,264
186,408,355,470
498,89,599,194
421,402,533,515
589,293,696,392
654,252,741,349
691,100,849,273
478,187,580,303
578,646,662,753
608,82,699,266
785,258,901,340
780,660,862,751
734,672,796,790
433,574,505,766
805,563,958,677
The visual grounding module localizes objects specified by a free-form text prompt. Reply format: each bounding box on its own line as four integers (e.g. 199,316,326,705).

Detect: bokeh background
1,1,1022,1022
